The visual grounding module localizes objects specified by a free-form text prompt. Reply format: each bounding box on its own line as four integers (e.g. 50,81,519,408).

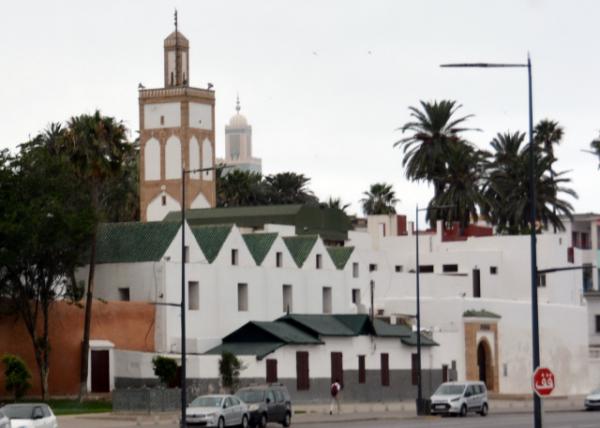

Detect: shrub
219,352,244,392
1,354,31,401
152,356,178,387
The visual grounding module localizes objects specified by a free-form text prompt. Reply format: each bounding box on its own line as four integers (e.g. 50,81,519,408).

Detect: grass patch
45,399,112,415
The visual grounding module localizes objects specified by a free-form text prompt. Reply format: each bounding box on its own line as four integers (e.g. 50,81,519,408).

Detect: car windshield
592,388,600,394
1,404,35,419
434,384,465,395
237,390,265,403
190,396,223,407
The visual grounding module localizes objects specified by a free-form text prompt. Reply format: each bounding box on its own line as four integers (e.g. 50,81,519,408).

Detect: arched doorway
477,339,493,390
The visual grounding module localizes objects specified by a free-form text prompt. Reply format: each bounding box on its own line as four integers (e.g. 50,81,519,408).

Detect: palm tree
394,100,478,198
264,172,318,205
483,131,577,233
590,133,600,169
323,197,351,213
58,111,131,401
361,183,399,215
429,143,488,232
534,119,563,161
217,170,266,207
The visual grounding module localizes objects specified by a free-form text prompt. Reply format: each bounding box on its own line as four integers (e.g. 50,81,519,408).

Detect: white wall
165,136,181,179
189,136,200,180
144,138,160,181
189,102,212,130
202,138,213,181
147,192,180,222
144,102,181,129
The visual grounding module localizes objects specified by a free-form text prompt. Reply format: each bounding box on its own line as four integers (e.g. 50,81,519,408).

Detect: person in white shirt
329,379,342,415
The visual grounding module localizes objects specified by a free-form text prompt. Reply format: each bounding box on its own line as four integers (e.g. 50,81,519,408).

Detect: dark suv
236,384,292,427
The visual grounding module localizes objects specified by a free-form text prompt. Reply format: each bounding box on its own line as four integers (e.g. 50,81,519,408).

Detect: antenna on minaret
174,9,179,86
236,93,241,113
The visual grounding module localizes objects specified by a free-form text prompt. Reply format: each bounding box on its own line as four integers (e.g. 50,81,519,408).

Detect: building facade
76,210,600,399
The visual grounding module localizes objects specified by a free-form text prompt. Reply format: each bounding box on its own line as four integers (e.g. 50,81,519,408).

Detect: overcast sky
1,0,599,219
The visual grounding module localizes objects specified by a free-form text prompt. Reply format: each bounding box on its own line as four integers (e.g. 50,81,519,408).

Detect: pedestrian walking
329,379,342,415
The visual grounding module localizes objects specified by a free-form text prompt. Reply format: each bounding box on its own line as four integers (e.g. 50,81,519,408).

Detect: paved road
58,410,599,428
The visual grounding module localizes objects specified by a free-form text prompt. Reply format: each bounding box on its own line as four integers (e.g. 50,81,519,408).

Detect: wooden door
330,352,343,386
91,350,109,393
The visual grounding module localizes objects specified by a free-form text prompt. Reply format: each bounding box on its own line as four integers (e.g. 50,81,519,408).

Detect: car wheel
282,411,291,427
241,415,249,428
259,413,267,428
218,416,225,428
459,404,467,417
479,403,488,417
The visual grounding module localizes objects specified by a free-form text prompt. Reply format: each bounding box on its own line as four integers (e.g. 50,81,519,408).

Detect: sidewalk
63,396,586,426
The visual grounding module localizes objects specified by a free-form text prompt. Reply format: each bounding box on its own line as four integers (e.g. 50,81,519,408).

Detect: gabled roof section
95,222,180,264
401,332,439,347
278,314,356,336
333,314,373,335
222,321,321,345
205,342,284,360
326,246,355,270
242,233,278,266
372,318,412,337
190,224,233,263
463,309,501,319
282,235,318,267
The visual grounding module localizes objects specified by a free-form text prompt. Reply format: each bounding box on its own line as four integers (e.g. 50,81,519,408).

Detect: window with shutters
296,351,309,390
381,353,389,386
358,355,366,384
411,353,419,385
330,352,343,386
266,359,278,383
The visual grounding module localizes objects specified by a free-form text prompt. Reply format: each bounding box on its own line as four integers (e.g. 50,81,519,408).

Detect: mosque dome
228,96,249,128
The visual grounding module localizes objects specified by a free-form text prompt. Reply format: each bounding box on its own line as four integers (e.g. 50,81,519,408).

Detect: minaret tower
138,12,216,222
223,95,262,174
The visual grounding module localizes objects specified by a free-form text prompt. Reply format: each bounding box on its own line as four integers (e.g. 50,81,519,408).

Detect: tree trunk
79,225,97,402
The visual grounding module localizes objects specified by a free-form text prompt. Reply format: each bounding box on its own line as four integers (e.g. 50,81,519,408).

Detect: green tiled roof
463,309,501,319
190,225,233,263
401,332,439,347
372,318,412,337
242,233,278,265
251,321,322,344
205,342,284,359
333,314,373,335
326,246,354,270
95,222,180,264
282,235,318,267
164,204,351,243
279,314,356,336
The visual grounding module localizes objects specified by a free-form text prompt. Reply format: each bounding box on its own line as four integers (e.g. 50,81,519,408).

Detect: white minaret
223,95,262,174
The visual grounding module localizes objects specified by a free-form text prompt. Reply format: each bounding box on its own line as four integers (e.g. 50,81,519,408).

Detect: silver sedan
186,394,249,427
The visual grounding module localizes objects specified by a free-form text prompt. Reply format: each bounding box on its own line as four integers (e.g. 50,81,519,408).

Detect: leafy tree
361,183,398,215
395,100,478,199
264,172,318,205
2,354,32,401
218,352,244,393
152,356,178,387
0,136,95,399
55,111,132,400
482,131,576,233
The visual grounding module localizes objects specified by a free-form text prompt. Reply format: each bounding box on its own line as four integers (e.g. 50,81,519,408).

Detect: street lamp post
441,57,541,428
179,165,223,428
414,204,453,415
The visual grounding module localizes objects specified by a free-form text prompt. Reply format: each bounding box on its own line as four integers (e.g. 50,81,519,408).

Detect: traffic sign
532,366,555,397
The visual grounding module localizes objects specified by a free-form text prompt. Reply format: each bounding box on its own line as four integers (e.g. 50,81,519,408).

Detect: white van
430,381,488,417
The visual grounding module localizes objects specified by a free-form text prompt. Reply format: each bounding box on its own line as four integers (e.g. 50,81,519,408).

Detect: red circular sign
532,367,555,397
